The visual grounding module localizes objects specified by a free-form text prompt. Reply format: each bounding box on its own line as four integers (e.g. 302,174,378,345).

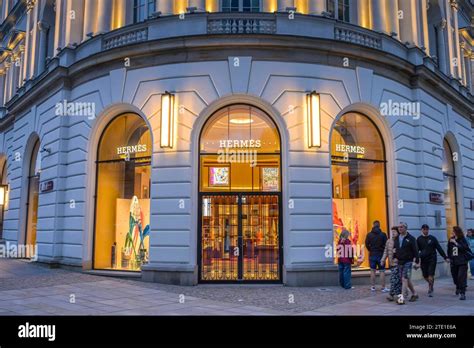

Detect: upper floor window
222,0,260,12
134,0,156,23
326,0,350,22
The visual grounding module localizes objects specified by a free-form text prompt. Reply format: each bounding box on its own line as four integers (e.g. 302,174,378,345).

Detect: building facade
0,0,472,286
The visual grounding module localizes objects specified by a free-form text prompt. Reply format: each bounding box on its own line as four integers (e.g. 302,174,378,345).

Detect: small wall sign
429,192,444,204
40,180,54,193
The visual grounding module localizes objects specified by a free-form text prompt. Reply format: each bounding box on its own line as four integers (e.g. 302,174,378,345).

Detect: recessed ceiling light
230,118,253,124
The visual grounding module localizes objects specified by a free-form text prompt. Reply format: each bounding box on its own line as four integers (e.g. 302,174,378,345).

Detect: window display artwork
115,197,150,270
262,167,279,192
333,199,368,268
209,167,229,186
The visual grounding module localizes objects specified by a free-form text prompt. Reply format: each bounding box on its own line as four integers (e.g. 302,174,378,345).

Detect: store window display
94,114,151,271
331,113,388,269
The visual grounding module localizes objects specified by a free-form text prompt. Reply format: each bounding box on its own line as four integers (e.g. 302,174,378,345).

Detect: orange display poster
332,198,368,268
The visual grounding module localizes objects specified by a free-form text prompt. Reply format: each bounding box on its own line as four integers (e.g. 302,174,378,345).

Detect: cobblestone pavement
0,259,473,315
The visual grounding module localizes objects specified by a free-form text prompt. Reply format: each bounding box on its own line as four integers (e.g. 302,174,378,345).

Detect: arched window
442,138,458,239
199,105,282,282
25,139,41,257
331,112,388,269
93,114,152,271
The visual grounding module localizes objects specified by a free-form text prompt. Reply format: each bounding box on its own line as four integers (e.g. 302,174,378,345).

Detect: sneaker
370,286,376,291
455,289,460,295
381,288,390,293
460,294,466,300
409,294,419,302
386,295,394,302
397,294,405,305
428,290,433,297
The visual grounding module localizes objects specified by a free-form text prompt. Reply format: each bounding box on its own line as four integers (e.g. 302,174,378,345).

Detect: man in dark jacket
365,221,388,292
394,222,420,304
417,224,449,297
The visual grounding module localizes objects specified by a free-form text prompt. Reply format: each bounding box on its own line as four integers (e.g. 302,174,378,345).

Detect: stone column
308,0,325,15
451,1,462,79
398,0,418,46
387,0,399,37
17,46,25,87
65,0,85,45
83,0,97,40
419,0,429,53
189,0,206,11
36,21,50,75
356,0,370,28
371,0,387,32
262,0,276,12
54,0,66,54
0,70,5,106
23,0,35,82
277,0,294,11
445,0,455,77
97,0,113,34
174,0,188,14
436,20,448,74
5,62,12,102
156,0,174,15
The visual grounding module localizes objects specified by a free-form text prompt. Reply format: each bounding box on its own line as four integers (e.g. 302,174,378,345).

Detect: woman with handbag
447,226,474,300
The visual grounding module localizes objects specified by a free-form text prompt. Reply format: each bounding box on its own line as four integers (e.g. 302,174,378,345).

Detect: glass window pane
94,114,151,271
331,112,385,161
200,105,281,192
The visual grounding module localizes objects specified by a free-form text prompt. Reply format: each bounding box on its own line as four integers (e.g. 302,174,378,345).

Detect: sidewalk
0,259,472,315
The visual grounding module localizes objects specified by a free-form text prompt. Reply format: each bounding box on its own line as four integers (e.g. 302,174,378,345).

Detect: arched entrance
331,112,388,269
25,139,41,258
198,104,282,282
93,113,152,271
442,138,458,239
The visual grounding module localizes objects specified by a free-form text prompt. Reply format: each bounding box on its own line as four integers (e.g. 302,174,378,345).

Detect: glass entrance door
200,193,281,282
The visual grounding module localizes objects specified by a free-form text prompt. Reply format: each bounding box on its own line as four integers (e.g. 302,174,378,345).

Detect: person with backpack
394,222,420,304
417,224,449,297
448,226,473,300
337,229,354,290
381,226,401,302
365,220,389,292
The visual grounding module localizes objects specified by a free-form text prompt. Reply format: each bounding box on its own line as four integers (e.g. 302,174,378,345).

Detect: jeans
469,259,474,277
338,263,352,289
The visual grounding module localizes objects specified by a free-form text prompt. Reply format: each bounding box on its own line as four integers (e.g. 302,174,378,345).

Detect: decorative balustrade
334,25,382,49
102,27,149,50
208,17,276,34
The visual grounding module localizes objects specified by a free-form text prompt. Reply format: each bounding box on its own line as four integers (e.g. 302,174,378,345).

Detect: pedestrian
417,224,449,297
337,229,354,290
365,220,389,292
381,226,401,302
394,222,420,304
447,226,473,300
467,229,474,280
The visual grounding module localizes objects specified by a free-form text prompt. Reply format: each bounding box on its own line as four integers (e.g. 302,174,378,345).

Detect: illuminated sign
117,144,148,155
335,144,365,155
219,140,261,148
